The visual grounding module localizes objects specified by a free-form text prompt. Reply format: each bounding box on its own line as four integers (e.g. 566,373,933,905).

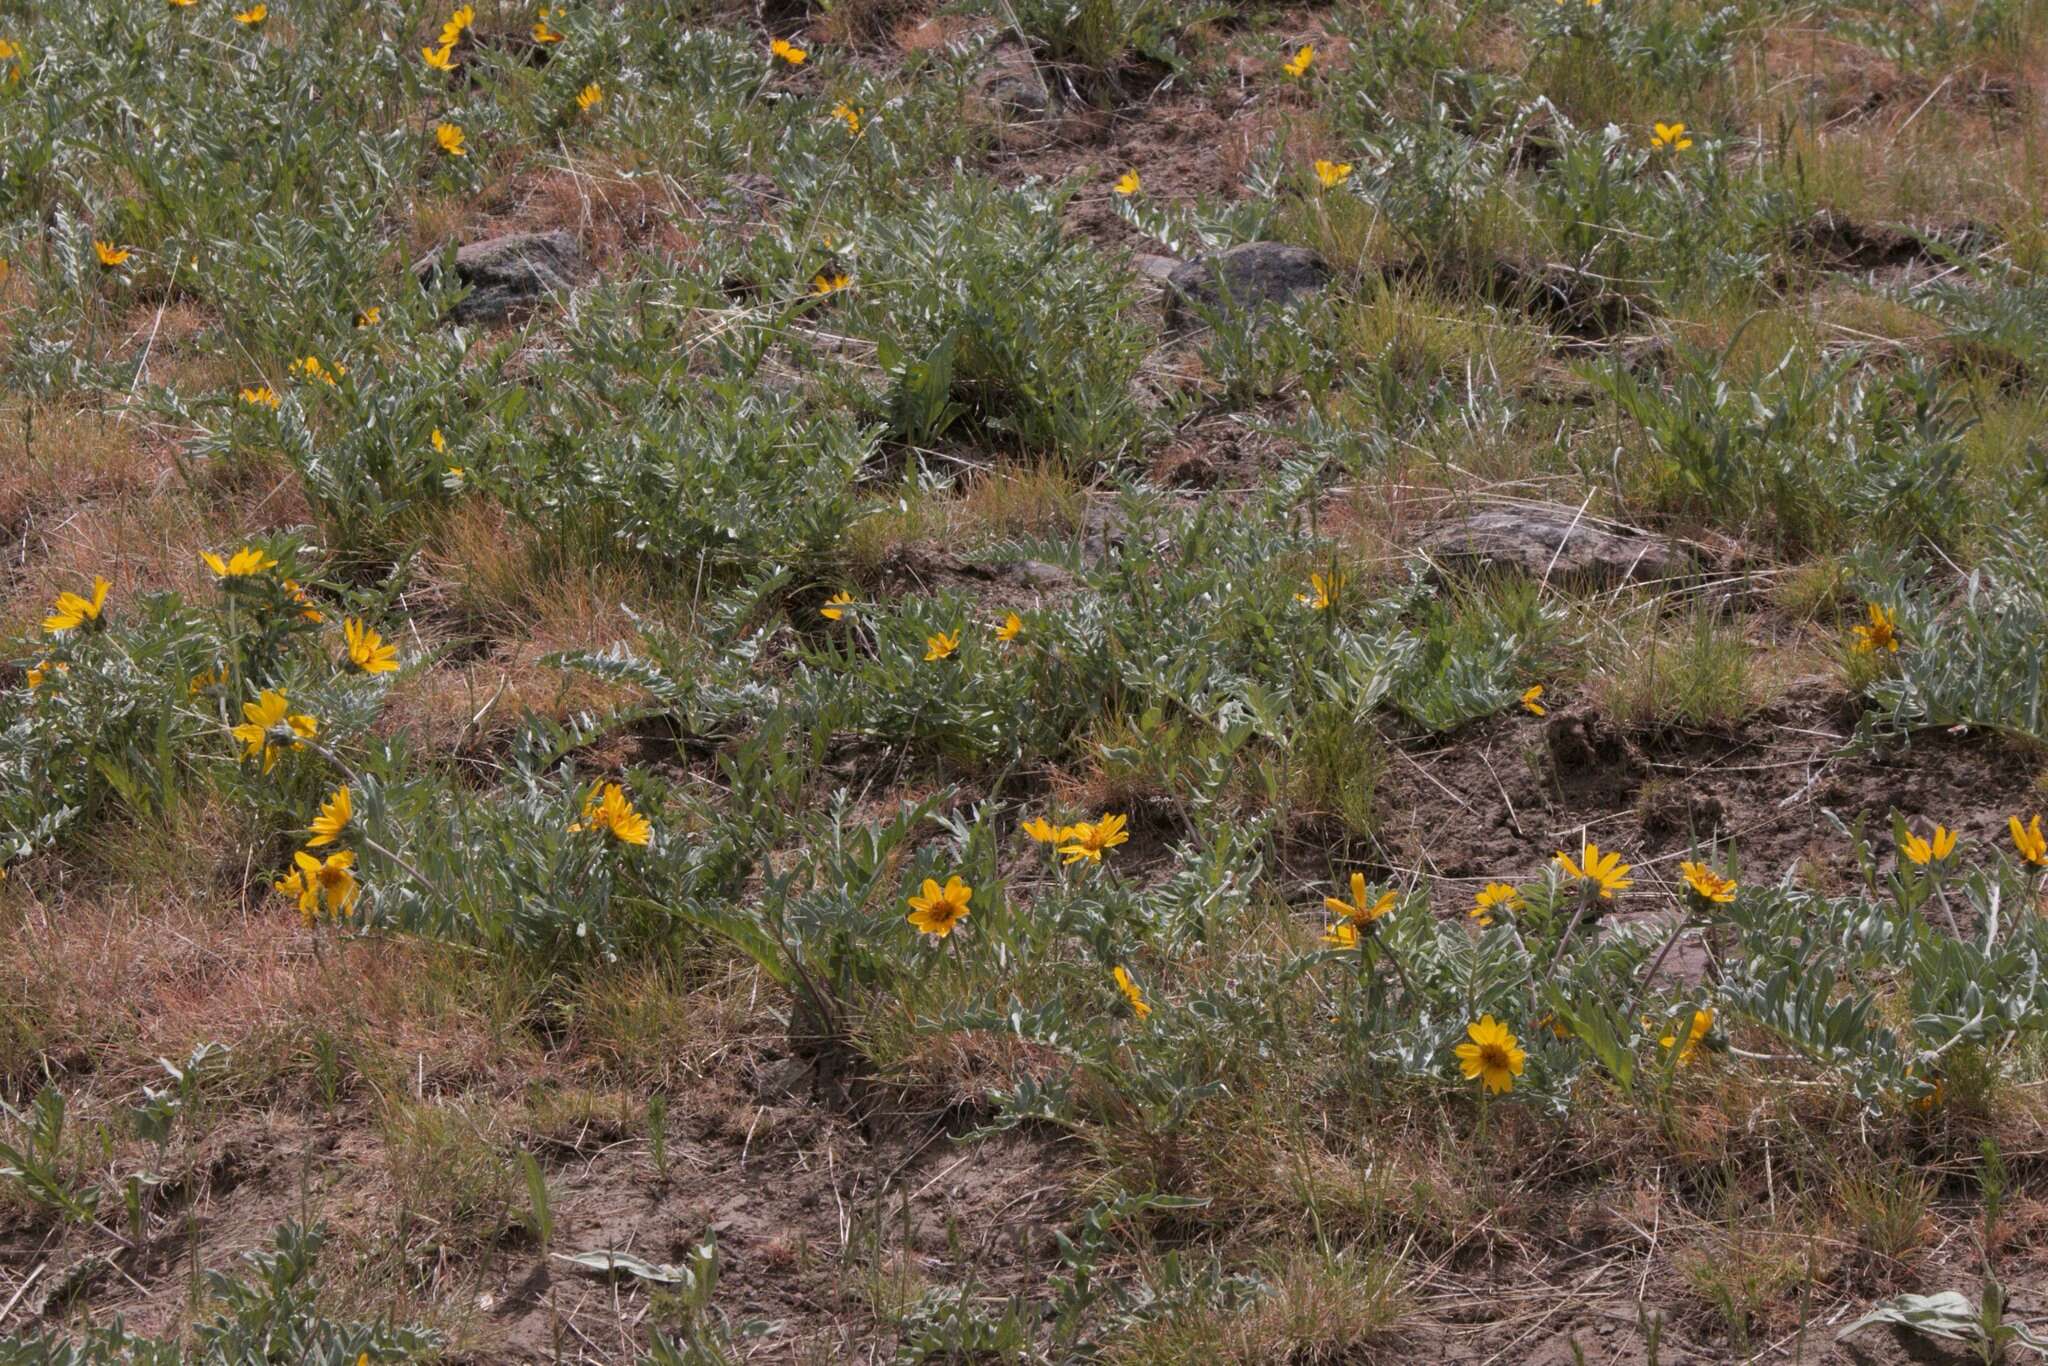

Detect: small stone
1164,242,1330,326
1417,505,1689,589
413,229,588,325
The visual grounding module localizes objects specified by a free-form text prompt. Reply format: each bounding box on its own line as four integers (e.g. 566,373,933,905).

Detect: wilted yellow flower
1058,814,1129,865
421,42,456,70
283,849,358,924
1521,685,1546,716
1296,570,1340,610
1282,43,1314,77
576,81,603,111
344,618,399,673
1324,872,1396,925
1320,919,1359,950
283,579,323,623
355,305,381,328
770,37,806,66
1650,121,1694,151
995,612,1023,642
820,590,854,621
1312,159,1352,189
202,546,278,578
43,577,110,633
1900,824,1957,866
94,240,131,268
532,11,564,44
1659,1008,1714,1065
1470,881,1523,927
2012,814,2048,868
233,4,267,25
436,122,467,157
1679,861,1736,903
1113,170,1141,196
831,101,862,135
233,689,318,774
811,270,851,294
906,875,972,937
1851,602,1899,654
1113,965,1151,1019
924,629,959,662
571,781,652,845
1555,842,1632,898
307,785,352,848
240,385,280,408
1454,1015,1525,1094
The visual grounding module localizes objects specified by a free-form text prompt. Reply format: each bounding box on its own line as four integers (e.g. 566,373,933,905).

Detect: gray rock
975,43,1049,118
1165,242,1330,325
413,229,587,324
1417,505,1689,588
1131,253,1182,284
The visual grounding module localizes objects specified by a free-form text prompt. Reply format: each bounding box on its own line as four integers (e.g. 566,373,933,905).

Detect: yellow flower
431,427,447,454
169,0,197,8
2012,814,2048,868
94,240,131,268
291,355,342,385
42,577,110,633
1659,1008,1714,1065
995,612,1023,642
1058,814,1129,865
1555,842,1632,898
1324,871,1396,925
283,579,323,623
1679,860,1736,903
421,42,456,70
436,122,467,157
1851,602,1899,654
1521,685,1546,716
1649,121,1694,151
831,101,862,135
233,4,267,25
344,618,399,674
1113,965,1151,1019
1021,817,1071,845
924,629,959,662
307,785,352,848
571,781,653,845
811,270,851,294
906,875,972,937
1899,824,1957,866
1296,570,1340,610
438,4,474,46
285,849,359,924
1312,159,1352,189
201,546,278,578
1320,919,1359,950
770,37,807,66
27,659,66,690
240,385,280,408
1113,170,1141,196
232,689,318,774
820,590,854,621
576,81,603,111
355,305,381,328
532,14,563,44
1454,1015,1525,1094
1282,43,1314,77
1470,881,1523,927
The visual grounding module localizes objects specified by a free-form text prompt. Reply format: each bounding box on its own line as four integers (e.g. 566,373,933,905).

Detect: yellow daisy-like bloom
27,659,66,690
284,849,358,924
343,618,399,674
232,689,318,774
233,4,267,25
1021,816,1071,846
1058,813,1129,865
355,305,380,328
1312,158,1352,189
820,590,854,621
291,355,343,385
1850,602,1899,654
1649,121,1694,151
1324,871,1396,925
421,42,456,70
169,0,197,8
1113,965,1151,1019
1282,43,1314,77
307,785,352,848
283,579,323,623
924,629,959,662
1555,842,1632,899
831,101,862,135
240,385,280,408
431,427,447,454
1520,685,1546,716
1678,860,1736,903
1113,170,1140,196
576,81,603,111
770,37,806,66
1470,881,1523,927
1320,919,1359,950
1899,824,1957,866
532,12,564,44
436,122,467,157
2011,814,2048,868
995,612,1023,642
202,546,279,578
43,577,110,633
571,781,653,845
1659,1008,1714,1065
811,270,851,294
906,875,972,937
438,3,474,46
94,240,131,268
1453,1015,1525,1094
1296,570,1340,610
